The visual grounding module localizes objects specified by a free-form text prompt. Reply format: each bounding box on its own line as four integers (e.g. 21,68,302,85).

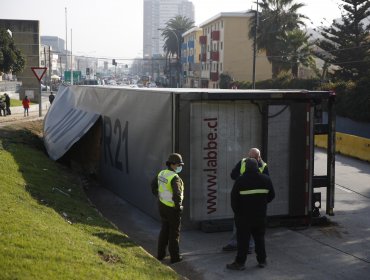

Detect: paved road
3,90,369,278
86,149,370,280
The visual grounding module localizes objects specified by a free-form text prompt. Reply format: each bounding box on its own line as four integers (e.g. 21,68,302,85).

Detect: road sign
31,67,47,82
64,70,81,82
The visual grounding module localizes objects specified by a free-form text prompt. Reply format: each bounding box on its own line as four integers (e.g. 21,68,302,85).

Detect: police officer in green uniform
151,153,184,263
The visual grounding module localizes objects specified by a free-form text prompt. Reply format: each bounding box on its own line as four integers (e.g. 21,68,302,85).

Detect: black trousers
157,202,182,261
235,216,266,264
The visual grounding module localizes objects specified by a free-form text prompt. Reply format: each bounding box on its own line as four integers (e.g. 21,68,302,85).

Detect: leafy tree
249,0,308,78
219,73,233,89
0,28,25,75
315,0,370,80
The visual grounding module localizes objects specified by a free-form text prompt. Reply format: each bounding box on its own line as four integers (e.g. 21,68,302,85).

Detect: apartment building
182,27,202,88
199,11,271,88
143,0,194,58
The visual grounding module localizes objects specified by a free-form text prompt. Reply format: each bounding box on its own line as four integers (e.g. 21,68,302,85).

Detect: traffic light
112,59,117,66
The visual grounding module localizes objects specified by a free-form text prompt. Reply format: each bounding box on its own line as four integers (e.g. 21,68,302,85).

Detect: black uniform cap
245,158,258,173
167,153,184,165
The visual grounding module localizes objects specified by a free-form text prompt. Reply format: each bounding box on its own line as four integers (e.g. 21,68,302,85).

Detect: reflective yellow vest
157,169,180,207
240,158,267,174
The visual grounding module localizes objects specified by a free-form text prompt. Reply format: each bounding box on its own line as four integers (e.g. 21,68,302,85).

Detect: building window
221,20,223,28
220,63,223,71
221,41,223,50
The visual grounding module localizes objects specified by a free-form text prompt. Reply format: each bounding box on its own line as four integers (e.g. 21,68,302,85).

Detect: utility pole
71,28,73,85
43,47,47,86
59,56,62,78
65,7,68,77
48,45,52,89
252,0,259,89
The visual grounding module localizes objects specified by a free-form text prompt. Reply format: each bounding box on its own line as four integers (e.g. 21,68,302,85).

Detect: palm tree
161,15,194,58
249,0,308,78
280,29,315,77
160,15,194,87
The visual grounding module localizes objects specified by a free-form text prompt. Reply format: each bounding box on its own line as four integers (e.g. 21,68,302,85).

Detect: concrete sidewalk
85,178,370,280
0,92,50,127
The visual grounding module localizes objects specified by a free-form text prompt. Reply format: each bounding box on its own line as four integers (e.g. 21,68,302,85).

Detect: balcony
199,53,207,62
211,30,220,41
199,35,207,45
201,70,210,79
210,51,219,61
210,72,219,81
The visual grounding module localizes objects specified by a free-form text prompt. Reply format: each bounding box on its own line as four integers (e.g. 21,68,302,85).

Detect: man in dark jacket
230,148,269,180
4,93,11,115
49,92,55,105
226,158,275,271
223,148,269,252
151,153,185,264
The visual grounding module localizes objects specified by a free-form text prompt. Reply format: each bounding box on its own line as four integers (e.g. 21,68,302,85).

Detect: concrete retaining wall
315,132,370,162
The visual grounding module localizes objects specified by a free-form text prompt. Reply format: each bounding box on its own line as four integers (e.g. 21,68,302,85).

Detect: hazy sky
0,0,342,59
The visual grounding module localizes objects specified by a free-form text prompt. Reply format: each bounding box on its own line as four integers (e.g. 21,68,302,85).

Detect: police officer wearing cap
151,153,185,263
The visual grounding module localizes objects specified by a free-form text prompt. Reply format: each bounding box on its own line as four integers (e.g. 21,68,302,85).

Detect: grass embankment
10,99,34,107
0,121,179,280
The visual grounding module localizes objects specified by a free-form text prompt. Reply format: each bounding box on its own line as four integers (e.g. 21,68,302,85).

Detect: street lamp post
252,0,259,89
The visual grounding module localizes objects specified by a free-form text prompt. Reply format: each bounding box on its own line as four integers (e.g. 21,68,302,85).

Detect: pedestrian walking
0,97,6,116
22,96,30,117
151,153,185,264
223,148,269,253
49,92,55,105
226,158,275,271
3,93,11,115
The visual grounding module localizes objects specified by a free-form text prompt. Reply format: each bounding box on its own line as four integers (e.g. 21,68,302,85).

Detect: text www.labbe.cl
203,118,218,214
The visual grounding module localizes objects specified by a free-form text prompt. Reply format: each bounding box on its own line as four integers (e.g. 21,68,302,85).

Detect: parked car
41,84,50,91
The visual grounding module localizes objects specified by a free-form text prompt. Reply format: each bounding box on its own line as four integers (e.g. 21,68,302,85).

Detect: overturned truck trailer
44,86,336,227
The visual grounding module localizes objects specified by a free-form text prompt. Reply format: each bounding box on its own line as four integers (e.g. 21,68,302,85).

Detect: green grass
10,99,35,107
10,99,23,106
0,123,179,280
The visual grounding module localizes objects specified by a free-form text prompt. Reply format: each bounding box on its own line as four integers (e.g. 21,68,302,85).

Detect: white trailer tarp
43,85,99,160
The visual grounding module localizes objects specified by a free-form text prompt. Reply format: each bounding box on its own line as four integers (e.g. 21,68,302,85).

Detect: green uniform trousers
157,201,182,262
